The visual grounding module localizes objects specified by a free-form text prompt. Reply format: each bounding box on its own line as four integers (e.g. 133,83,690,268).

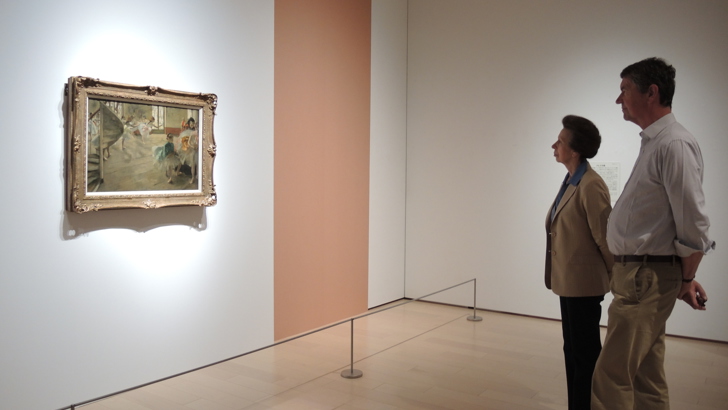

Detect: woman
154,133,181,184
545,115,613,410
178,117,199,184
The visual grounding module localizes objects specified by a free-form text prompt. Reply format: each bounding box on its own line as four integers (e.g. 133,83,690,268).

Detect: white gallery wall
405,0,728,342
0,1,275,409
368,0,408,308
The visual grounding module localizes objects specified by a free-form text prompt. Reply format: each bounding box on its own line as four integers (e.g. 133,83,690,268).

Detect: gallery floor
80,301,727,410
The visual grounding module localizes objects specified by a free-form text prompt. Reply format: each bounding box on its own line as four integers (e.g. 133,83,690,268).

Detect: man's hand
678,279,708,310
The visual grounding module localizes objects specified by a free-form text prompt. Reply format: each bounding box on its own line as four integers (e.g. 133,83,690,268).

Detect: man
591,57,715,410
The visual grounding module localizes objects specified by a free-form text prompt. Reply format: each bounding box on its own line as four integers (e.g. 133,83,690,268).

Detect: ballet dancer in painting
153,133,181,184
178,117,199,184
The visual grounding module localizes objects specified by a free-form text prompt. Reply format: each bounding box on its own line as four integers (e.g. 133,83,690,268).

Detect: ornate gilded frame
65,76,217,213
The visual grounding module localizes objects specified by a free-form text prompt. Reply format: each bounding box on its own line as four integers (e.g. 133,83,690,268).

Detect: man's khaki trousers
591,260,681,410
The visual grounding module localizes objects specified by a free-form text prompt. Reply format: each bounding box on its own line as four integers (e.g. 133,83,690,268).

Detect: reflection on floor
81,301,728,410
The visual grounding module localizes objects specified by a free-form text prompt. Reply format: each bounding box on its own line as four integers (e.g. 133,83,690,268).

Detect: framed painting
65,76,217,213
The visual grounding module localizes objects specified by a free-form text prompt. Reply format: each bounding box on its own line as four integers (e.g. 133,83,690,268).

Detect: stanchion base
467,315,483,322
341,369,363,379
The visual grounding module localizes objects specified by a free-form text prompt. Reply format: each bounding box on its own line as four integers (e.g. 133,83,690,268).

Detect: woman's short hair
562,115,601,160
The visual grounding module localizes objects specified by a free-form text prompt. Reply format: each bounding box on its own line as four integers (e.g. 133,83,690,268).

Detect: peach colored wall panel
274,0,371,340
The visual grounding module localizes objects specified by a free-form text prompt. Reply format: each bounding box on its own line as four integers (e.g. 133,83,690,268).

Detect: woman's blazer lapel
552,183,578,222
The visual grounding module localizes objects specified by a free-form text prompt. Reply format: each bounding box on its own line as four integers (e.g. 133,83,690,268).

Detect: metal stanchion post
467,278,483,322
340,319,363,379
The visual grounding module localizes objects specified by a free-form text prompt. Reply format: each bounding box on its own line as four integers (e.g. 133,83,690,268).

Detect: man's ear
647,84,660,101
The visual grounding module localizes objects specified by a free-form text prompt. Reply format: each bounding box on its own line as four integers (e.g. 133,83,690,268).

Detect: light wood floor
80,301,728,410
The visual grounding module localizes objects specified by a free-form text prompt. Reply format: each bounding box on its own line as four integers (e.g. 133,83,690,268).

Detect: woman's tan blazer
545,163,613,297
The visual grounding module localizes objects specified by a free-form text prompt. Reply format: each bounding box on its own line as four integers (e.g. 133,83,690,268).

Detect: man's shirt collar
640,112,676,141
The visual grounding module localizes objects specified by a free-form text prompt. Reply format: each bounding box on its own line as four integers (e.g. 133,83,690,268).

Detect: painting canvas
66,77,217,212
